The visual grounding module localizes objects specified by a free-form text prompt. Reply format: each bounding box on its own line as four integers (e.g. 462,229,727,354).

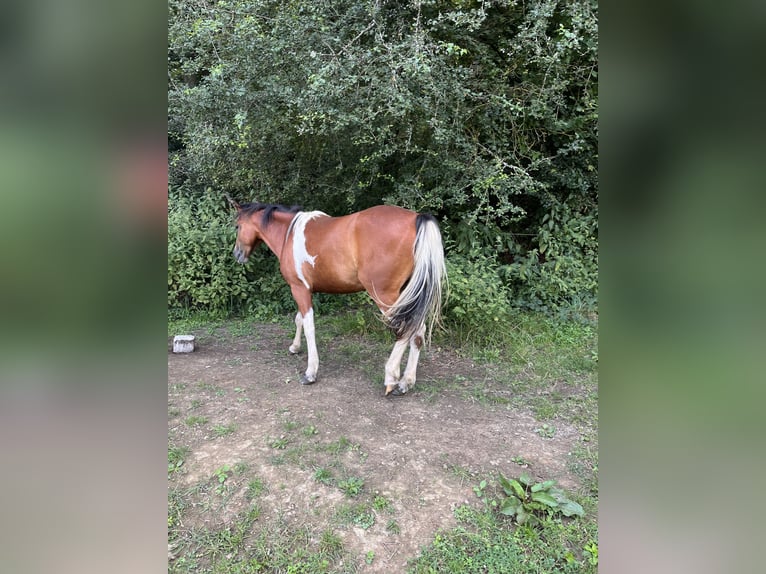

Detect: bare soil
168,321,584,572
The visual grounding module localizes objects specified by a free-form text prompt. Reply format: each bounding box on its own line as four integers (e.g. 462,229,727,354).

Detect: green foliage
168,0,598,314
168,445,189,474
497,473,584,526
443,253,512,343
337,476,365,498
167,188,293,316
213,465,232,495
408,504,594,574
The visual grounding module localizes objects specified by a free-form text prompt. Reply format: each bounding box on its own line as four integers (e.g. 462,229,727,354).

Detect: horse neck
256,211,296,260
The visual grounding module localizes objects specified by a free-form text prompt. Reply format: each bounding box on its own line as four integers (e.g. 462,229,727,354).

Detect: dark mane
238,202,302,227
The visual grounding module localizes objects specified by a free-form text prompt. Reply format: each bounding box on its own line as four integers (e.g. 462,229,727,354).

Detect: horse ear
224,193,240,210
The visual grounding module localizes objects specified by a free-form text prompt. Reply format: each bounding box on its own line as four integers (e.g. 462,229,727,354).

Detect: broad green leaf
559,500,585,517
499,497,520,516
531,492,558,507
519,473,532,487
531,480,556,492
498,474,514,496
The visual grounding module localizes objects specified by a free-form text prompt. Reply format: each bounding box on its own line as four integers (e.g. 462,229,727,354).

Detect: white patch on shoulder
288,211,328,289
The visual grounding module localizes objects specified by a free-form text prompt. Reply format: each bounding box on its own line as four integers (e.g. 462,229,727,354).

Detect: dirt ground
168,322,585,573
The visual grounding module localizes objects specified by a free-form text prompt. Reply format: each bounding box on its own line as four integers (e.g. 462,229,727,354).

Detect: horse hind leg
383,337,409,396
401,323,426,392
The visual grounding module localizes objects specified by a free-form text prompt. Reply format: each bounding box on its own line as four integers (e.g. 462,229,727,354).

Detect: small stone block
173,335,195,353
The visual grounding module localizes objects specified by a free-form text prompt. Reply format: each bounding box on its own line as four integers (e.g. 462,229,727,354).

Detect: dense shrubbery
168,189,293,318
168,0,598,321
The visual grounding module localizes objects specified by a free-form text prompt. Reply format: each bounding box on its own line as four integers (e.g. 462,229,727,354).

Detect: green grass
212,423,237,437
407,504,597,574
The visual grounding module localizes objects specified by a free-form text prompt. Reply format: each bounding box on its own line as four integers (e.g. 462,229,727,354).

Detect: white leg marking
384,338,409,390
302,309,319,383
289,312,302,354
401,324,426,392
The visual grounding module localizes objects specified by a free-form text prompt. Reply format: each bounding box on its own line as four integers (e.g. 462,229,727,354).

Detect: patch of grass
282,420,299,432
168,309,226,339
318,529,344,559
334,502,375,530
322,436,358,455
313,467,334,485
184,415,208,427
534,423,556,439
386,519,401,534
168,445,190,474
531,397,559,420
302,424,319,437
245,477,267,500
407,504,596,574
169,506,348,574
212,423,237,437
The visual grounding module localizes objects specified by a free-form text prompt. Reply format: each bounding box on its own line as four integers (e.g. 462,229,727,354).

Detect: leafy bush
169,0,598,314
443,253,513,344
167,188,294,316
507,201,598,313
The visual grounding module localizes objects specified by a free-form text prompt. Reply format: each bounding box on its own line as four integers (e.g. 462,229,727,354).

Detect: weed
337,476,365,497
497,473,584,525
334,503,375,530
246,478,267,499
511,455,530,467
233,461,249,474
212,423,237,437
365,550,375,565
283,420,299,432
372,495,392,512
302,424,319,437
212,465,231,495
534,423,556,438
184,415,208,427
386,519,401,534
190,399,202,409
323,436,356,454
318,529,344,558
313,467,334,485
268,436,290,449
583,540,598,566
168,445,189,474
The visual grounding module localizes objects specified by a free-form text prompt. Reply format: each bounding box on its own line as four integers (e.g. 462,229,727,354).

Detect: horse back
297,206,418,297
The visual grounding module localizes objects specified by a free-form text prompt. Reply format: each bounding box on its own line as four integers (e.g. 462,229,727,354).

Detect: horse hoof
385,386,407,397
300,375,316,385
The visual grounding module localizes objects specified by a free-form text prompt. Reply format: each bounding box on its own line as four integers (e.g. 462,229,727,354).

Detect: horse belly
309,262,364,294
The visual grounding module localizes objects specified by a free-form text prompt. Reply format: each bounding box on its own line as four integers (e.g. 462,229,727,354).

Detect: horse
228,198,446,396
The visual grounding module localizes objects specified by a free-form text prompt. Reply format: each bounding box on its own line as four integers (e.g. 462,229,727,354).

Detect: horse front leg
300,308,319,385
289,312,303,354
290,286,318,385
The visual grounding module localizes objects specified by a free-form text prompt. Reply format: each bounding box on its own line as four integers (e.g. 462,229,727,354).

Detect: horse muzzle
233,245,249,264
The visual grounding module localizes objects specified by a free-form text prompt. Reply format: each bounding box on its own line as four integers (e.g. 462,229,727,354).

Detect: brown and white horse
230,200,446,396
